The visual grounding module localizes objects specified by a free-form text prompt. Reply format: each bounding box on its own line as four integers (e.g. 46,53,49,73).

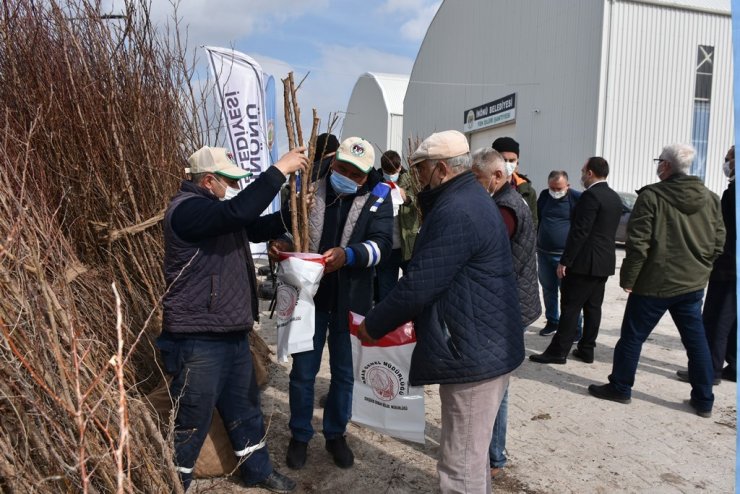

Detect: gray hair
471,148,506,176
660,143,695,174
548,170,569,182
190,172,209,185
445,152,472,172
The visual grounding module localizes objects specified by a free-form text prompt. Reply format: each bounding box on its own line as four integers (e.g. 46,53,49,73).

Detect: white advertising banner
205,46,270,183
205,47,280,255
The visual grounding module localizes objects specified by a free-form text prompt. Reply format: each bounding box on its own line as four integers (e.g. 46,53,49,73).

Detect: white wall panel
602,0,733,194
342,73,409,167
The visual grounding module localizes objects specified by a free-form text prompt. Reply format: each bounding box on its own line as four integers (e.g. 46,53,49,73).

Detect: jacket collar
179,179,218,200
493,180,513,199
418,170,476,216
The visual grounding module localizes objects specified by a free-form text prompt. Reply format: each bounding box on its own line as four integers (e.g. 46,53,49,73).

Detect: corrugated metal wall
403,0,606,192
600,0,733,194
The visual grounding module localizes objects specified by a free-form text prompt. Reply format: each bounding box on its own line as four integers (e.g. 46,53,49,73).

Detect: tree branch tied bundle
282,72,320,253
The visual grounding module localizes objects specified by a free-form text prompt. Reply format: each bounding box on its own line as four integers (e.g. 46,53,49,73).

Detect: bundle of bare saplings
0,1,265,491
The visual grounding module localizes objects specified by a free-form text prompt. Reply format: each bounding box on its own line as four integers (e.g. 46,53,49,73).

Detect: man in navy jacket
160,145,307,492
357,130,524,493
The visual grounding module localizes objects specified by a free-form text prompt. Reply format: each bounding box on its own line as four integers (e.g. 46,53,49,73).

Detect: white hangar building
342,72,410,168
402,0,734,194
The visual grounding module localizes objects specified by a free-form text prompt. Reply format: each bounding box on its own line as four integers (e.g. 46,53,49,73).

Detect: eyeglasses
653,158,664,164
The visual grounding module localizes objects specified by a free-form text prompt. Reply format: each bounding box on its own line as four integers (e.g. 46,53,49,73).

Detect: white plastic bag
275,252,325,362
349,312,426,444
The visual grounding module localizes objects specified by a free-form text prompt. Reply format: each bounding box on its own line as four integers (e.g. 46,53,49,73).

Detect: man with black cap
159,145,308,492
310,133,340,182
492,136,538,226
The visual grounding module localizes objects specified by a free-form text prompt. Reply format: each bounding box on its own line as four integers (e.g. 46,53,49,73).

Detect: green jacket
397,171,420,261
620,174,725,297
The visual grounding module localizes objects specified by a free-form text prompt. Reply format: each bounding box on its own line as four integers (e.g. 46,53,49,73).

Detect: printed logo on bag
361,361,408,401
276,282,299,320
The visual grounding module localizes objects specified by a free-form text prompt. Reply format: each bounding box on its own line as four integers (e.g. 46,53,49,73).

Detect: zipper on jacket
442,319,463,359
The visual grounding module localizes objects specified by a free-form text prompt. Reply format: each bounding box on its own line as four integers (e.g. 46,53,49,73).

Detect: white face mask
504,161,516,177
213,178,240,201
723,161,733,178
549,189,567,200
221,185,240,201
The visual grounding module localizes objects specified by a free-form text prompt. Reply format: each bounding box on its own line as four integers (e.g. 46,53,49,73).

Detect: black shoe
588,383,631,404
246,470,296,493
676,369,720,385
529,352,566,364
285,438,308,470
538,322,558,336
721,366,736,382
325,436,354,468
686,399,712,418
572,348,594,364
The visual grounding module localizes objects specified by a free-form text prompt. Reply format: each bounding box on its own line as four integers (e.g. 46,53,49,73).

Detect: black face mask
421,162,442,192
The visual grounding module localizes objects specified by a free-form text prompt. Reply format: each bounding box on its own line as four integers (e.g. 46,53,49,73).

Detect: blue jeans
537,251,582,333
488,387,508,468
157,333,272,490
289,310,353,442
609,290,714,410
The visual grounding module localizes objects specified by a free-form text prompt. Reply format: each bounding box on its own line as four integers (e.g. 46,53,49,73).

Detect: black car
615,191,637,244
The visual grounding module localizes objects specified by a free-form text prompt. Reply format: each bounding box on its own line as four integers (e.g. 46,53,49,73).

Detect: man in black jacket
159,145,307,492
677,145,736,384
530,157,622,364
357,131,524,493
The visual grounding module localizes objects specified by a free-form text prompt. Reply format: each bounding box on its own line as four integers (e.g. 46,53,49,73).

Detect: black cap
492,137,519,156
315,133,339,161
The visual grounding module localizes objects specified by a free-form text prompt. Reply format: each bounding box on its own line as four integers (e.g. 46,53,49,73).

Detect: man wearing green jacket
588,143,725,418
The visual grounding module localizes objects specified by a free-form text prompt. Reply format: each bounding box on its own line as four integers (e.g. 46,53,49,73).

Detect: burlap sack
144,380,238,477
145,334,272,478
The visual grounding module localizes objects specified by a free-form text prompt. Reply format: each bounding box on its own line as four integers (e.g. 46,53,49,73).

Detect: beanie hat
492,137,519,157
315,133,339,161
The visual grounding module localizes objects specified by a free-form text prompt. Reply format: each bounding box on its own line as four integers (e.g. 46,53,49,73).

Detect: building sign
463,93,516,132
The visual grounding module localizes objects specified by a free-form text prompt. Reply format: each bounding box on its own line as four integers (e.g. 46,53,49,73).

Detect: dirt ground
193,249,736,493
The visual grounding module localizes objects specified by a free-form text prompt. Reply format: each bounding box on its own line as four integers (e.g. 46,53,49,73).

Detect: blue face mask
330,170,359,195
383,172,399,183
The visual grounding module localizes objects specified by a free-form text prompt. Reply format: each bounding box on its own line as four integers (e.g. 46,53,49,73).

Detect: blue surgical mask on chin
330,170,359,195
383,172,399,183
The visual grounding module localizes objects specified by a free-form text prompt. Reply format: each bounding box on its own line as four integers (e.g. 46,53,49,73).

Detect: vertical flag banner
205,46,270,185
205,46,278,255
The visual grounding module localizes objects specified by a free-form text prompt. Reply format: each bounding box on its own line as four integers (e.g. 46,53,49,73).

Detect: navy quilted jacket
364,171,525,385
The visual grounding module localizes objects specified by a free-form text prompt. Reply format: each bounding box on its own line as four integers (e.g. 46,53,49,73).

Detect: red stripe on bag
349,312,415,347
278,251,326,265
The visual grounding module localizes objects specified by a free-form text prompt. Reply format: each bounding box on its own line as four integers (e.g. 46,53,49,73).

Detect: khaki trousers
438,373,511,493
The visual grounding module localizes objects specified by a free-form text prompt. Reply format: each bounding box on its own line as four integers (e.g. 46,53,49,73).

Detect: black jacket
710,180,736,281
560,181,622,277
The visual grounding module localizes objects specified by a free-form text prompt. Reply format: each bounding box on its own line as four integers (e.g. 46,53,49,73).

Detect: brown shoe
491,467,504,479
